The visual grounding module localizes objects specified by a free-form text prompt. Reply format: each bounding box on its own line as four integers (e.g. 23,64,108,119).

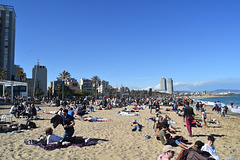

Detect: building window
4,46,8,48
4,39,8,42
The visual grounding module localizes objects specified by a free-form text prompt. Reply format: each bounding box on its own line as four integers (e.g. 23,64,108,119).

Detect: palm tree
0,67,7,80
58,70,71,100
91,76,101,98
16,70,26,82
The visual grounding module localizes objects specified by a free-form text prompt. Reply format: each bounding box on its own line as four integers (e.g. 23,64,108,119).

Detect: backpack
176,149,188,160
37,135,47,145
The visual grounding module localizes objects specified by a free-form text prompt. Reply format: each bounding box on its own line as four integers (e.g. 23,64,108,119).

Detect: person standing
183,102,195,137
201,108,207,128
62,109,75,138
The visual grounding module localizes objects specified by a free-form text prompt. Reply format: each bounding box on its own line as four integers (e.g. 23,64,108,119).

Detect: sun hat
162,145,176,153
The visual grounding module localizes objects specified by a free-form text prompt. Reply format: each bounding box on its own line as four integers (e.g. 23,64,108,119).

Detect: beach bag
176,149,187,160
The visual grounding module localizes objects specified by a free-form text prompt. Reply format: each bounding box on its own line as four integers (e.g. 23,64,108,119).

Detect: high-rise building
0,5,16,80
32,64,47,96
167,78,173,94
160,77,167,92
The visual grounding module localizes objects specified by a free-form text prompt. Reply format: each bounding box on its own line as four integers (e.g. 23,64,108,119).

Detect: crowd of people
9,102,39,120
1,95,236,159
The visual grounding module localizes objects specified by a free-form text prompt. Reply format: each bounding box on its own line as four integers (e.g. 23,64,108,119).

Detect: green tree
55,83,73,98
91,76,101,98
16,70,26,82
0,67,7,79
34,88,44,98
57,70,71,100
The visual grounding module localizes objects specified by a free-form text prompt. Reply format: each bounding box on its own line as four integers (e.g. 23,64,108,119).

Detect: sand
0,104,239,160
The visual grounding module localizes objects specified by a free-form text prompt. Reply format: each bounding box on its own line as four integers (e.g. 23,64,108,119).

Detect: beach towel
24,138,97,151
168,120,177,124
45,111,57,114
0,130,24,134
115,112,139,116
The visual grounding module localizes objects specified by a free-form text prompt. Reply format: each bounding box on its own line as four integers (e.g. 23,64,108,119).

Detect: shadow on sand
193,134,224,138
91,138,109,142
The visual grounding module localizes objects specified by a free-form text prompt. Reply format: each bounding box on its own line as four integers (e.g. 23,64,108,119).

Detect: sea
194,94,240,114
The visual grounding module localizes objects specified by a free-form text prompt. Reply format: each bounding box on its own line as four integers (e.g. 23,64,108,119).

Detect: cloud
143,86,152,90
173,78,240,91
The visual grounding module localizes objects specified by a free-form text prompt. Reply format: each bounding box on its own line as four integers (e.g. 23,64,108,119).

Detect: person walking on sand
183,102,195,137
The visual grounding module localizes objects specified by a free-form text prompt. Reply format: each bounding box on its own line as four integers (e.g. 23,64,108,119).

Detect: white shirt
201,144,221,160
47,134,63,144
10,106,18,113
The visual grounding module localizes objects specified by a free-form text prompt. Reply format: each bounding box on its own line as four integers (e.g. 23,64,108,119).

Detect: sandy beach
0,104,239,160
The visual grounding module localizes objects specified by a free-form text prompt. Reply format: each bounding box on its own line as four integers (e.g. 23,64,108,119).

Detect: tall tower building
160,77,167,92
32,63,47,96
0,5,16,80
167,78,173,94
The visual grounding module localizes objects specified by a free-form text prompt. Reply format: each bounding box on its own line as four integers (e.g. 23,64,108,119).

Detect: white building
97,80,109,93
79,78,92,91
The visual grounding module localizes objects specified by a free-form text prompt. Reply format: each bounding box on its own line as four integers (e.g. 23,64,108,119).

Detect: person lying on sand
131,120,142,131
83,116,110,122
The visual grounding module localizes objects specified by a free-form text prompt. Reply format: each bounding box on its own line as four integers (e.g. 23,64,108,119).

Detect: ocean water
195,94,240,114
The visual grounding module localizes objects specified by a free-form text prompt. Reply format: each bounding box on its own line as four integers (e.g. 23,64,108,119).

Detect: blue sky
2,0,240,91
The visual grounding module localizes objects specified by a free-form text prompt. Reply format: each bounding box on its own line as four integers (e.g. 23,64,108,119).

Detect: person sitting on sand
45,127,63,144
10,103,18,118
155,116,164,134
131,120,142,131
158,123,191,149
157,145,176,160
83,116,109,122
162,114,179,132
201,135,221,160
177,140,213,160
68,107,75,116
17,103,26,117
